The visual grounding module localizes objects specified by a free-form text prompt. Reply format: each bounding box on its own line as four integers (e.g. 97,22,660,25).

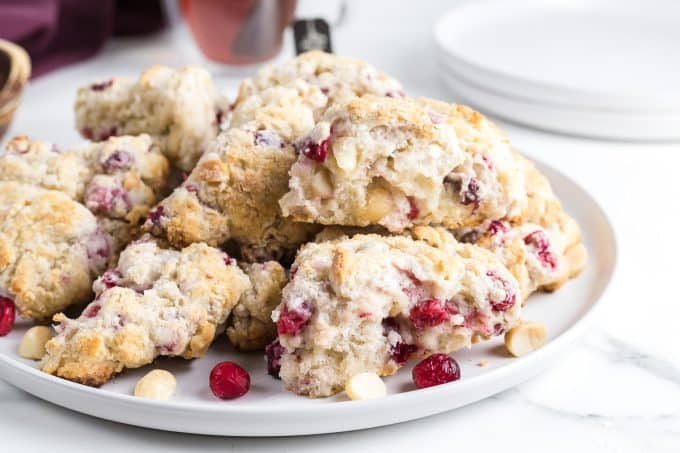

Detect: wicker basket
0,39,31,141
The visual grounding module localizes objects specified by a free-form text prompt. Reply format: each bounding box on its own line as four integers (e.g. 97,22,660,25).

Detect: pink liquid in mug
180,0,297,65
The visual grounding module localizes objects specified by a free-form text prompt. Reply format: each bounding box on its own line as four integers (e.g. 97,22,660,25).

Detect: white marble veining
1,0,679,451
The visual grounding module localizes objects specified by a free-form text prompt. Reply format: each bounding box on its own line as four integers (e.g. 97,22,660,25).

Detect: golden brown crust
41,240,250,385
0,182,110,320
226,261,288,351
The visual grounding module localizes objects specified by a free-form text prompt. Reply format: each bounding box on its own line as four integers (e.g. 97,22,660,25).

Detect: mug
180,0,297,65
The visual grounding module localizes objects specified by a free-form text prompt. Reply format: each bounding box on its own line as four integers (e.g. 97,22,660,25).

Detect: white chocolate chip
134,369,176,400
504,322,547,357
18,326,53,360
311,169,333,198
363,187,393,222
345,372,387,400
333,140,357,172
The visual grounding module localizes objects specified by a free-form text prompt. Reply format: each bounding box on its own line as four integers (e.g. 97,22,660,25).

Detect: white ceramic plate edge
439,68,680,141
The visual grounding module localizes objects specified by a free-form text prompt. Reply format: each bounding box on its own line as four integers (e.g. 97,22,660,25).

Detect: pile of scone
0,51,586,399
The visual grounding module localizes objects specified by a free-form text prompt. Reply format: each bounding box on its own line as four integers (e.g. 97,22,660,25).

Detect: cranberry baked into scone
0,134,170,225
280,95,528,232
226,261,288,351
452,155,586,298
233,50,404,119
416,99,528,223
75,65,227,171
0,182,115,321
41,238,250,386
271,227,521,397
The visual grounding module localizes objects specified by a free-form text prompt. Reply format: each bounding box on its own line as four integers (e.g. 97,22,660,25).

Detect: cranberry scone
0,182,115,321
0,134,170,225
75,65,227,171
226,261,288,351
280,95,528,232
270,227,521,397
233,50,404,120
280,95,468,232
416,99,528,223
41,238,250,386
143,119,321,263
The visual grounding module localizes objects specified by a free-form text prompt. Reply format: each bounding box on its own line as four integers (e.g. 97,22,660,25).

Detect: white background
1,0,679,451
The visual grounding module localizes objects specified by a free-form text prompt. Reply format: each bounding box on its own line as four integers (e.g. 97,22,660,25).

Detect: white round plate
434,0,680,113
439,68,680,140
0,160,617,436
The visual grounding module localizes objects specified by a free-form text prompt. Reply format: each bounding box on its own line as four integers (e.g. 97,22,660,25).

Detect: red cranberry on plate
209,361,251,399
412,353,460,389
0,296,15,336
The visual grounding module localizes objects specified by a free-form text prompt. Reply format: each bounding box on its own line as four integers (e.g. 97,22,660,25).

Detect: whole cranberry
0,296,15,336
412,353,461,389
209,361,250,399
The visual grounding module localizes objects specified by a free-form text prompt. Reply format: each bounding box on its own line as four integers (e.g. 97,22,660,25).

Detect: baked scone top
0,134,170,225
75,65,227,171
0,182,113,320
41,238,250,386
235,50,404,120
279,95,466,231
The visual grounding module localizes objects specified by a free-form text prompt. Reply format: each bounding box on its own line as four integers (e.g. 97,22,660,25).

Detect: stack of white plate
434,0,680,140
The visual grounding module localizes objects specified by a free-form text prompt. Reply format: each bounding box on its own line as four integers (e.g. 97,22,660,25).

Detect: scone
41,237,250,386
271,227,521,397
143,122,321,263
416,99,528,224
233,50,405,120
279,95,468,232
0,134,170,225
227,261,288,351
0,182,115,321
279,96,529,232
74,65,227,171
452,154,586,297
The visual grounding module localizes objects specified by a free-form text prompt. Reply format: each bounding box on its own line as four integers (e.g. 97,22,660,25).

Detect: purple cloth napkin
0,0,165,78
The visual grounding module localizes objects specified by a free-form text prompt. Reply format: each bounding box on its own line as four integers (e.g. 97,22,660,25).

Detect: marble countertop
1,1,679,451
